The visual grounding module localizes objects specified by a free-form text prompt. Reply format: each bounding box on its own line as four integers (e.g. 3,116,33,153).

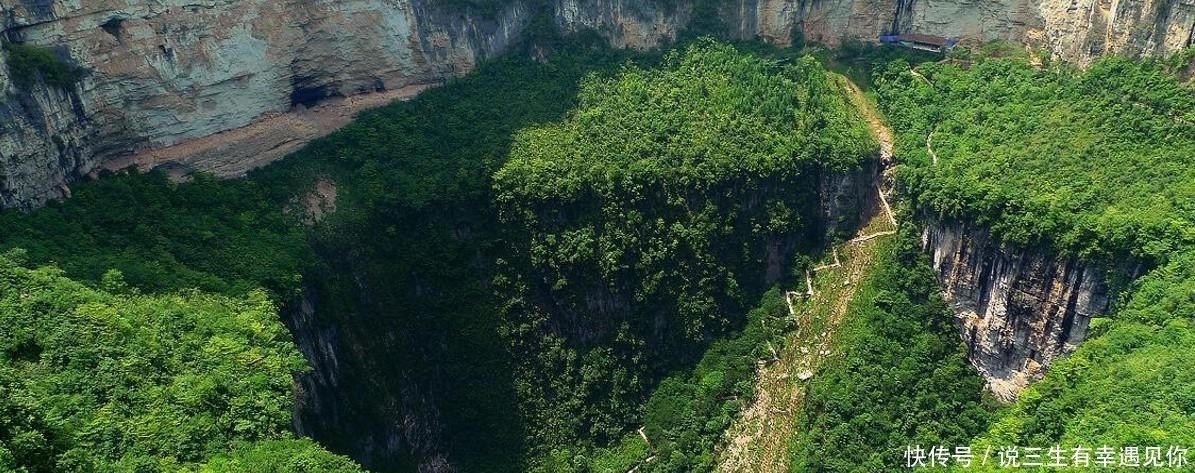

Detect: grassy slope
788,229,994,472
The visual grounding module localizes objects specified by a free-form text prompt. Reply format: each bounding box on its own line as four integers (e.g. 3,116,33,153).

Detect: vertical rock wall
0,0,532,208
922,220,1114,400
287,288,452,473
0,62,96,207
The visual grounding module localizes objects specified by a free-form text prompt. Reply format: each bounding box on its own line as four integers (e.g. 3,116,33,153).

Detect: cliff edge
1,0,1193,208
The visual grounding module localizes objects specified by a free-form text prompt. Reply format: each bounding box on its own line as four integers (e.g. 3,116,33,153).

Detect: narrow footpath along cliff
716,73,897,473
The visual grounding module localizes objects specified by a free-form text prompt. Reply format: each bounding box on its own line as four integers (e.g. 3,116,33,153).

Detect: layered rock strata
922,220,1114,400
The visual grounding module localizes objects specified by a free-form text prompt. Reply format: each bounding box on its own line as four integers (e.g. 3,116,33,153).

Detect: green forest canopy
492,40,876,467
0,253,360,472
2,32,1193,473
496,42,873,203
875,54,1195,262
0,43,635,473
872,47,1195,470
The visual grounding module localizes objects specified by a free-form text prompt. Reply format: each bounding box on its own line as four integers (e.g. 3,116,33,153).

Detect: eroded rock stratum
923,221,1120,400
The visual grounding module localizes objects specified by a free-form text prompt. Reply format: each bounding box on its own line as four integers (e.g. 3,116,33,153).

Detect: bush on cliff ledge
4,43,84,90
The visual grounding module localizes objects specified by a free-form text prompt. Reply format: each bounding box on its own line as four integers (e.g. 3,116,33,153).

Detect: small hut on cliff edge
879,33,959,53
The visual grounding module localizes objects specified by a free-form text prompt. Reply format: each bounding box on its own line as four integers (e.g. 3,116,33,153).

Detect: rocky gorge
0,1,1189,472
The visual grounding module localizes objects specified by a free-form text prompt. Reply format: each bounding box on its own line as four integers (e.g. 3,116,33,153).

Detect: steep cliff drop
0,0,532,209
922,221,1116,401
715,73,897,473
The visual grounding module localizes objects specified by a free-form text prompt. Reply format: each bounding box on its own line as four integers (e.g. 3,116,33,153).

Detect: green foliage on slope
0,173,310,297
639,288,789,472
267,48,632,473
493,40,874,463
535,288,790,473
874,54,1195,262
872,47,1195,471
0,41,637,473
497,41,871,203
195,439,364,473
27,34,1195,473
0,254,358,472
789,230,993,472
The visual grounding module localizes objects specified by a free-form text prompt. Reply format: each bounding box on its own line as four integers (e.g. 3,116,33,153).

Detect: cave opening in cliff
291,74,339,108
100,18,124,39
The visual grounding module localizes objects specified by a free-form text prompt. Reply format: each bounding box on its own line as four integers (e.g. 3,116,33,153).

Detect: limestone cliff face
819,156,881,240
0,59,94,208
921,220,1115,401
556,0,692,48
0,0,531,208
1,0,1193,208
555,0,1195,69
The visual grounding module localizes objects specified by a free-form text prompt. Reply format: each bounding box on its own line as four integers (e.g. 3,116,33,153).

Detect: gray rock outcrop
922,220,1116,400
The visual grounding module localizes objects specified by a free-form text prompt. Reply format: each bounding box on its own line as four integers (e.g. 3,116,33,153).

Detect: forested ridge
0,253,362,472
0,40,631,472
494,40,874,471
0,37,882,472
875,51,1195,262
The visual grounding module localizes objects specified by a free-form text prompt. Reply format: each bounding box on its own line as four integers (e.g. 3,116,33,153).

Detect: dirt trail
840,77,895,165
715,75,897,473
910,68,934,87
927,129,939,166
100,84,434,179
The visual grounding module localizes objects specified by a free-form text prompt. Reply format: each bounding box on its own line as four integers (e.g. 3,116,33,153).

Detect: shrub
4,43,84,90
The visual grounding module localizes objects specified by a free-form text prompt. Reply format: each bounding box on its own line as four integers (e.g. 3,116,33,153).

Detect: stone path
715,73,898,473
100,83,434,179
927,129,939,165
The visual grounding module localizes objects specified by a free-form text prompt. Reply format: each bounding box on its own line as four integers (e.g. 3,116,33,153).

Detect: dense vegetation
0,40,635,473
789,229,993,471
532,288,791,473
636,288,789,472
0,253,360,472
874,52,1195,262
493,40,874,467
0,172,311,296
3,19,1191,473
3,43,85,90
267,45,638,473
873,47,1195,470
